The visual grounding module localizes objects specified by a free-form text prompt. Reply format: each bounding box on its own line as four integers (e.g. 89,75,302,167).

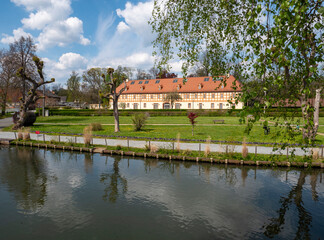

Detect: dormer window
158,85,163,90
177,84,181,90
198,83,203,89
173,79,178,83
140,86,145,91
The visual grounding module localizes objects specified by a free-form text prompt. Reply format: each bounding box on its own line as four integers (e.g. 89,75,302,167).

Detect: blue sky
0,0,181,85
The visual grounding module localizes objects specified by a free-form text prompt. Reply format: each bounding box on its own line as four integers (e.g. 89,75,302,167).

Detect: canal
0,146,323,239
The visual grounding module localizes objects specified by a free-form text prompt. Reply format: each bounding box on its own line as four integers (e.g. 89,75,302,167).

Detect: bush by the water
132,113,148,131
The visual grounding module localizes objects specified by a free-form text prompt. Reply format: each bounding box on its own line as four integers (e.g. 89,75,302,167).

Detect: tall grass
204,136,211,157
83,126,93,146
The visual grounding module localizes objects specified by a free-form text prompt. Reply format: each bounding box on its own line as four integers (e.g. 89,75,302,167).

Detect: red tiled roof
117,75,241,94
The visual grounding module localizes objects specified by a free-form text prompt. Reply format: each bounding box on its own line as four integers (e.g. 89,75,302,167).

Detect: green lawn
2,115,321,144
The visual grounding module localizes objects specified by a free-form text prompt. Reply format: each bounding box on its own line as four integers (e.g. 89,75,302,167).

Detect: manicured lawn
28,123,324,144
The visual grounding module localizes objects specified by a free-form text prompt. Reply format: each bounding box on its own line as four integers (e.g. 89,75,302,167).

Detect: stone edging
4,140,324,169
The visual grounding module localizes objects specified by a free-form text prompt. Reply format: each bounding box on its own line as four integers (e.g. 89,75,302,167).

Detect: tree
187,112,198,136
156,69,177,79
0,50,16,115
136,68,152,80
13,56,55,129
150,0,324,144
66,71,81,102
82,68,106,106
163,91,182,109
9,36,36,102
100,68,127,132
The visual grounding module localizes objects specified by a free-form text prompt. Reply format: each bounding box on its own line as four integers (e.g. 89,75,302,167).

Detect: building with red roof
117,75,243,110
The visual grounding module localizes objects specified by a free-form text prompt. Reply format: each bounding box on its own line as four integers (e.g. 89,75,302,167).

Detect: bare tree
163,91,182,109
0,50,16,115
100,68,127,132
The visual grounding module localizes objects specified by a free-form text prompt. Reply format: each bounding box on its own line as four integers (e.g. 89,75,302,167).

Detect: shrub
17,130,23,140
132,113,148,131
204,136,211,157
91,122,103,131
150,144,159,153
312,148,319,160
242,138,248,158
83,126,92,146
116,145,122,150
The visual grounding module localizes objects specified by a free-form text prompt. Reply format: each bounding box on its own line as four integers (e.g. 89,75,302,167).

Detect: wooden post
43,134,45,142
105,138,107,147
321,147,323,158
58,135,60,142
286,148,289,158
14,132,17,140
127,138,129,148
75,136,77,143
172,142,174,151
199,143,201,152
255,145,257,156
226,145,228,154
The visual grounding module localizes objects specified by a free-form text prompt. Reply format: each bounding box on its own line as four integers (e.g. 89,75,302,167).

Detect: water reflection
0,147,323,239
100,155,127,203
263,170,322,239
0,147,50,213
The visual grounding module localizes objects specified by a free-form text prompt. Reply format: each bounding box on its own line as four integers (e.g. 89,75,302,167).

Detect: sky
0,0,182,85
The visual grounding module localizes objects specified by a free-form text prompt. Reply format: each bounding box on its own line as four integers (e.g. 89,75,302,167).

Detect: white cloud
116,22,130,33
44,53,88,84
37,17,90,50
1,28,33,44
3,0,89,50
116,1,154,45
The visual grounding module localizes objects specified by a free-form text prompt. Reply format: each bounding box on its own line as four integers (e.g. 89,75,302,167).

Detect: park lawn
29,123,324,144
35,116,243,125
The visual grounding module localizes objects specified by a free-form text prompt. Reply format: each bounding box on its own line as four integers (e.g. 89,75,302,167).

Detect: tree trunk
300,93,311,140
1,96,6,116
192,126,194,136
113,95,120,132
312,88,322,140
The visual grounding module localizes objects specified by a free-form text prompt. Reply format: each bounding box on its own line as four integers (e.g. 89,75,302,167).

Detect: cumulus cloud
37,17,90,50
116,1,154,45
44,53,88,84
3,0,89,49
1,28,32,44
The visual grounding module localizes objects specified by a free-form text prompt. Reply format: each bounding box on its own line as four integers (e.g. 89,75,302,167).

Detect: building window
187,94,189,99
212,93,215,98
175,103,181,109
173,79,178,83
211,103,214,109
153,103,159,109
142,94,146,99
144,80,149,84
144,103,146,108
188,103,191,108
199,103,203,109
151,94,153,99
130,81,135,85
195,94,198,99
127,103,129,108
125,95,127,99
133,95,136,99
204,77,209,81
221,85,224,88
203,93,206,98
138,81,143,84
233,93,235,98
220,93,223,99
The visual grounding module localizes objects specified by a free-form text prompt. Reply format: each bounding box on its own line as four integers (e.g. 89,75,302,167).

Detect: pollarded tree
13,56,55,129
150,0,324,144
100,68,127,133
163,91,182,109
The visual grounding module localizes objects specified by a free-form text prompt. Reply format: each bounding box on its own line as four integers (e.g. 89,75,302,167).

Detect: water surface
0,146,323,239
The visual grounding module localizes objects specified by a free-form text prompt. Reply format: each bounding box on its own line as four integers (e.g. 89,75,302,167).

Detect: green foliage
163,91,182,109
67,71,81,102
132,113,149,131
150,0,324,144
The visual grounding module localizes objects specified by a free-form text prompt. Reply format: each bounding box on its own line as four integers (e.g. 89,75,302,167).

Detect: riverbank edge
2,139,324,169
